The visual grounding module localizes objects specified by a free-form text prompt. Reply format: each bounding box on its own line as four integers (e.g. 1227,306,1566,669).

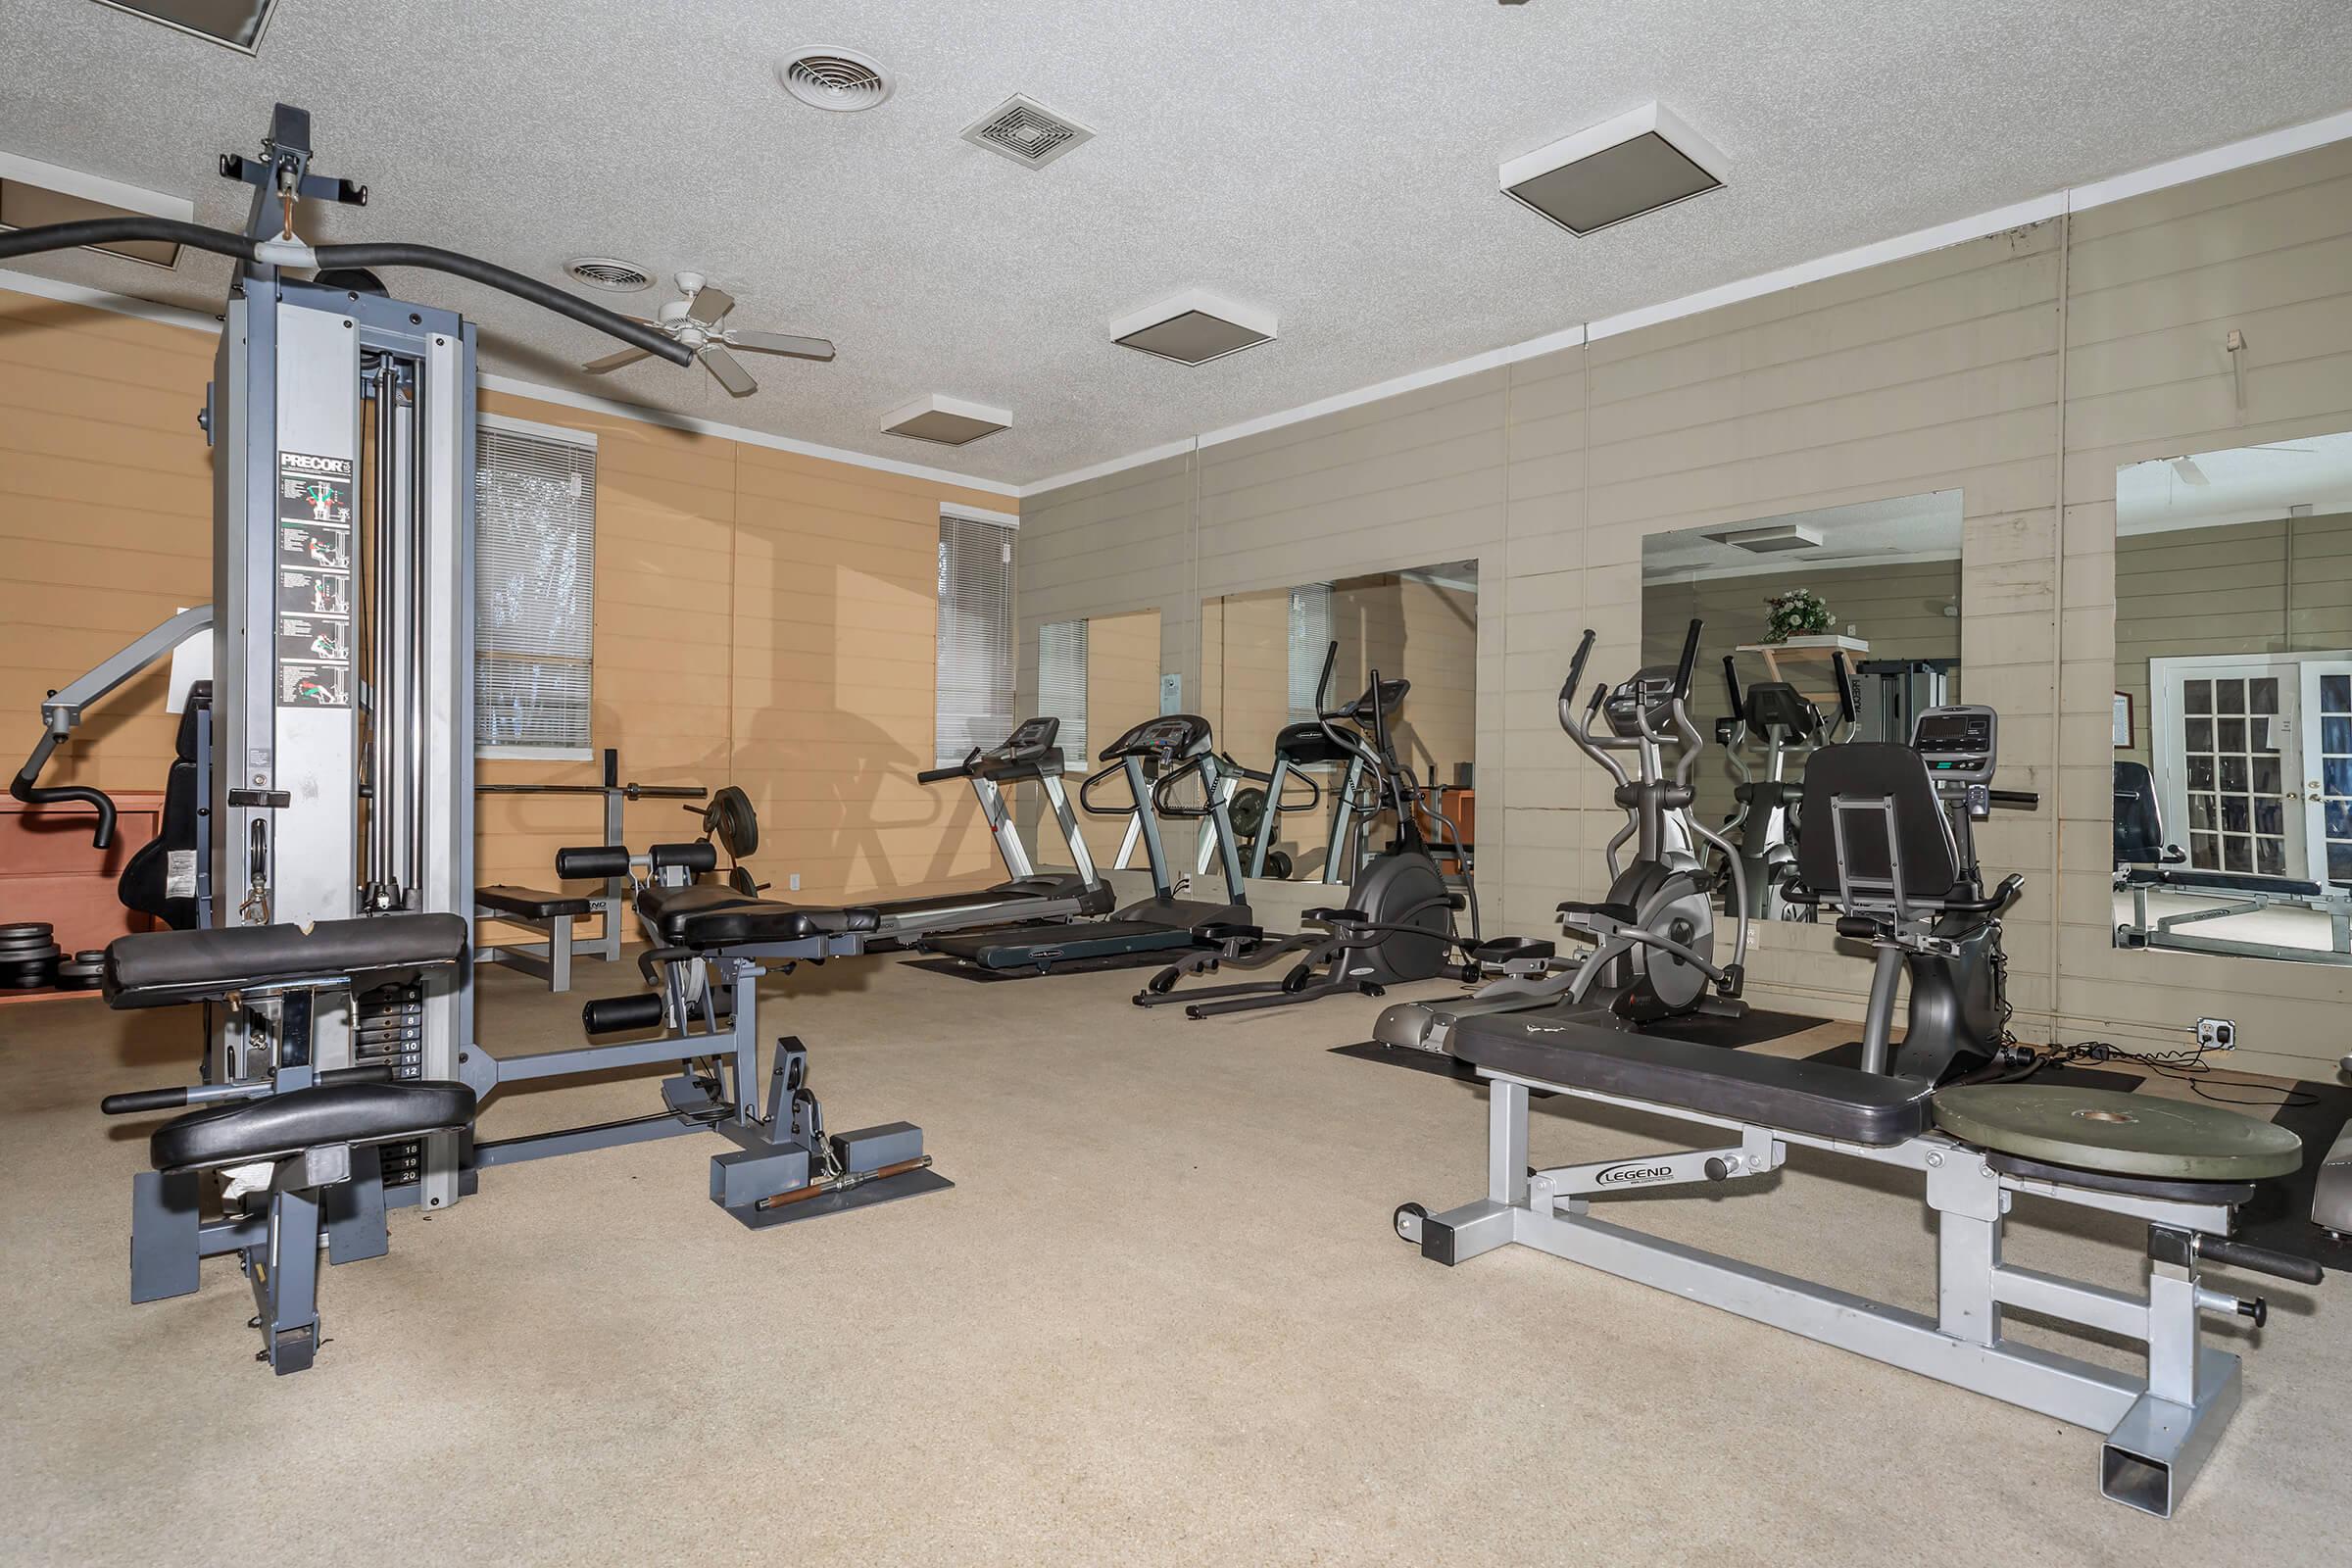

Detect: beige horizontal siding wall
2058,138,2352,1075
0,288,1007,932
2113,512,2352,768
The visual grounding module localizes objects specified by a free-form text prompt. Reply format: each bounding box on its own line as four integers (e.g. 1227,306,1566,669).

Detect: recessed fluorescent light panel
1110,290,1278,367
884,396,1011,447
89,0,278,53
1500,101,1726,237
0,151,193,268
1704,522,1822,554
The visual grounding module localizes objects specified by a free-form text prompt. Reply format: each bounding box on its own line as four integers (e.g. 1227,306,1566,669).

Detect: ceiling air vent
1500,101,1727,237
0,150,192,269
1705,523,1822,554
90,1,278,54
563,256,653,293
777,48,895,112
883,396,1011,447
1110,290,1277,367
962,95,1095,170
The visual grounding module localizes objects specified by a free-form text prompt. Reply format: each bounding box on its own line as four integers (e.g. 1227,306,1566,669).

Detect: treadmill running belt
923,919,1200,972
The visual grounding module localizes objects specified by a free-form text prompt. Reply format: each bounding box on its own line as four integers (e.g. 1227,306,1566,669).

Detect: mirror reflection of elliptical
1641,490,1965,926
2112,433,2352,971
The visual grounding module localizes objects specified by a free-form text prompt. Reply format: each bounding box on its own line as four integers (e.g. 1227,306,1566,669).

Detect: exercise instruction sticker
275,450,354,708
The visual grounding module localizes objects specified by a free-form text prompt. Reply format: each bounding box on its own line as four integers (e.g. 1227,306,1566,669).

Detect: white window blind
1288,583,1333,721
475,417,596,758
1039,618,1089,763
936,513,1015,765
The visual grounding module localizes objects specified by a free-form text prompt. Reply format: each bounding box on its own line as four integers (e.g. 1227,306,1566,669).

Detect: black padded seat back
106,913,468,1006
637,882,880,947
118,680,210,931
2113,760,2168,866
152,1080,475,1172
1795,742,1960,904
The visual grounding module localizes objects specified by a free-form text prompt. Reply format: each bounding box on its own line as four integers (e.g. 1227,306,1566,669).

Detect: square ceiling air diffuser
1500,102,1726,237
90,1,278,53
0,150,192,268
1110,289,1277,367
883,395,1011,447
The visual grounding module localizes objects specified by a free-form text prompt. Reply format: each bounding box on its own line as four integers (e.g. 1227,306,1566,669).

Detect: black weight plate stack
54,950,108,992
0,923,64,989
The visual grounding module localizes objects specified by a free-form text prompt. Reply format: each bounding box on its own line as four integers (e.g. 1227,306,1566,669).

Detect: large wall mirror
1200,562,1479,886
2111,433,2352,969
1641,491,1963,922
1027,608,1165,872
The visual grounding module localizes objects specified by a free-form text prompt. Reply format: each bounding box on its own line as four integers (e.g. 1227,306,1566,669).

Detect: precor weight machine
7,106,938,1370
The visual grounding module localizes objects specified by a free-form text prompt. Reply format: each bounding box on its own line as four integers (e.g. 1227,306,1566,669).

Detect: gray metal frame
2121,878,2352,966
1400,1067,2264,1517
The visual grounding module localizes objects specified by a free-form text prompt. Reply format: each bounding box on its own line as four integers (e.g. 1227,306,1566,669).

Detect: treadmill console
990,716,1059,760
1101,713,1212,761
1911,705,1995,784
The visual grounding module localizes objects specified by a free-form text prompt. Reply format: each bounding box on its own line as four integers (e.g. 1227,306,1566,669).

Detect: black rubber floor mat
904,952,1175,983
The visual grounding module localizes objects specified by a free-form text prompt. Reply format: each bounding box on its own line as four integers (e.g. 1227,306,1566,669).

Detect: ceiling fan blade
583,346,654,374
723,328,836,362
685,284,737,326
2172,458,2211,486
702,345,758,397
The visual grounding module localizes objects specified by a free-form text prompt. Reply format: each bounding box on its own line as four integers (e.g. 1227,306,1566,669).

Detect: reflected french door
2151,654,2352,885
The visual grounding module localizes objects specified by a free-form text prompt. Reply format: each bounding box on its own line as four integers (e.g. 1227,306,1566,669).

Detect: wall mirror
1024,608,1164,873
1640,491,1963,923
2111,433,2352,970
1199,562,1480,887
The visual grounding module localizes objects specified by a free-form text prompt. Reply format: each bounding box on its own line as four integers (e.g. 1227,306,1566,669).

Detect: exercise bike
1715,650,1855,922
1135,643,1476,1018
1374,619,1747,1052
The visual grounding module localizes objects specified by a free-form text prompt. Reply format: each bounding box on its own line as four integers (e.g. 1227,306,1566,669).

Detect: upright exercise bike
1375,619,1747,1052
1136,643,1476,1018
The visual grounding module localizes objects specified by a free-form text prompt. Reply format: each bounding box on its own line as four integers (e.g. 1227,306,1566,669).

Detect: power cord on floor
1996,1030,2319,1109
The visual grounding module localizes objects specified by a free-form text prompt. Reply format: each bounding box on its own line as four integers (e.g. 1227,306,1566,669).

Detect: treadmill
922,713,1251,974
863,717,1117,948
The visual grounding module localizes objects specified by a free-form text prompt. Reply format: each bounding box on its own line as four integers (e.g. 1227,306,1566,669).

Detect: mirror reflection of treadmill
859,718,1120,949
921,713,1252,973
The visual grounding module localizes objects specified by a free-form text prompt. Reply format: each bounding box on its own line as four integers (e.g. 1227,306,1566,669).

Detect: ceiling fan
581,271,833,396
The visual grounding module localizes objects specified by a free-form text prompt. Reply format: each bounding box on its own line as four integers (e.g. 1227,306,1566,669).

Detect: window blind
1039,619,1089,763
1288,583,1333,721
936,513,1015,764
475,419,596,757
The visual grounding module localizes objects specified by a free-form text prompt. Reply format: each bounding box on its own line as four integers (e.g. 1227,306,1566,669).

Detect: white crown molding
0,266,1018,499
1019,104,2352,499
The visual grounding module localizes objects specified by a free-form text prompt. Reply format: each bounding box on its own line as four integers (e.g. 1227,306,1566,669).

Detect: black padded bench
476,884,599,995
636,883,880,950
1451,1009,1935,1146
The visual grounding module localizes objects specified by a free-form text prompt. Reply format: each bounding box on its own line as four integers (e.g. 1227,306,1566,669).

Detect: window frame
474,411,599,762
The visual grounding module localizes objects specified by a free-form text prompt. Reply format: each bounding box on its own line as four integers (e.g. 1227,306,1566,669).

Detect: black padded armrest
105,914,468,1008
476,885,595,920
152,1080,475,1172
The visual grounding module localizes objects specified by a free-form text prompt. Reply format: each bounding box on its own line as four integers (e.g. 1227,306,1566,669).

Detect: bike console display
1100,713,1212,762
1911,705,1996,784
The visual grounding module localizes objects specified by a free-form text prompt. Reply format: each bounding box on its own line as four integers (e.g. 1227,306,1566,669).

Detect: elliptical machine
1135,643,1475,1018
1374,619,1747,1051
1715,652,1856,922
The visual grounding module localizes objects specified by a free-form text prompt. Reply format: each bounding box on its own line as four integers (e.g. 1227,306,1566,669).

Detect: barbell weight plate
705,785,760,859
1932,1084,2304,1181
0,921,54,940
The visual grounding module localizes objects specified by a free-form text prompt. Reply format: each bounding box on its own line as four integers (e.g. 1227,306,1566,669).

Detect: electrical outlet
788,872,801,892
2198,1017,2235,1052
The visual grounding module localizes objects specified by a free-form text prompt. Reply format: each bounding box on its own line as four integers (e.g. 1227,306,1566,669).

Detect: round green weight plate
1933,1084,2302,1181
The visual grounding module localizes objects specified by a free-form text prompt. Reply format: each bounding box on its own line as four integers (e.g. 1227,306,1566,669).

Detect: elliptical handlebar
1720,655,1745,724
1671,618,1703,704
1830,650,1860,739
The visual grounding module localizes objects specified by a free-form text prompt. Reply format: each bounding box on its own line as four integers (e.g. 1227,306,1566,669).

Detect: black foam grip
1721,655,1743,721
1832,650,1859,722
649,841,717,873
2203,1236,2325,1286
1561,629,1595,704
1672,619,1703,702
101,1086,189,1114
581,994,666,1035
556,845,631,879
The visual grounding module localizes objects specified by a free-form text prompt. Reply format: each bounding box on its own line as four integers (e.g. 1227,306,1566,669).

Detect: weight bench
536,839,949,1227
1396,1008,2319,1517
99,913,474,1373
474,883,597,993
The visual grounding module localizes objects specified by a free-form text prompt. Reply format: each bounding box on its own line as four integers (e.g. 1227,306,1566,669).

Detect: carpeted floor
1,957,2344,1564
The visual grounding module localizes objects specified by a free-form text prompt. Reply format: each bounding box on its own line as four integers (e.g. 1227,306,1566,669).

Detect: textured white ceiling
1643,492,1963,583
4,0,2351,488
